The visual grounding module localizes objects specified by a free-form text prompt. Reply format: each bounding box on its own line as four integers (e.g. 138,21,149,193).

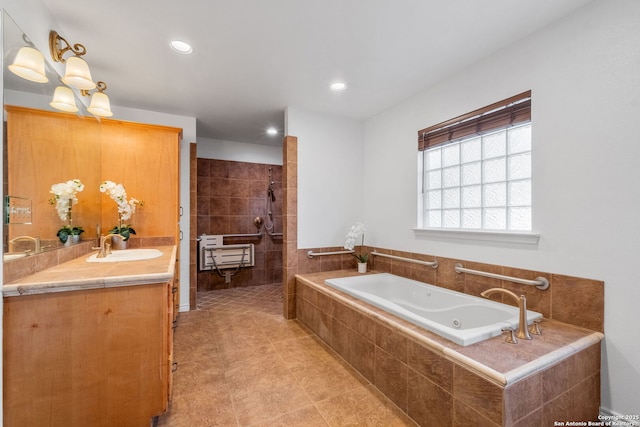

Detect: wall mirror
3,11,101,261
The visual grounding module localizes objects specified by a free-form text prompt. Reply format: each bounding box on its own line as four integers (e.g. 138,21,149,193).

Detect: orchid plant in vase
99,180,144,241
344,222,368,266
49,179,85,243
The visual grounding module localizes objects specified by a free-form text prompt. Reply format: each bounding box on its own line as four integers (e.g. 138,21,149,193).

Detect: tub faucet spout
480,288,532,340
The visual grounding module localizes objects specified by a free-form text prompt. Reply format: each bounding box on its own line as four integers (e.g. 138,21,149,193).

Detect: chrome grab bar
223,232,263,238
455,263,549,290
371,251,438,268
307,250,354,259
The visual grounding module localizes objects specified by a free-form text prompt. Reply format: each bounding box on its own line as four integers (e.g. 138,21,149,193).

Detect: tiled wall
296,277,602,426
196,158,283,291
282,136,298,319
189,143,198,309
296,246,604,332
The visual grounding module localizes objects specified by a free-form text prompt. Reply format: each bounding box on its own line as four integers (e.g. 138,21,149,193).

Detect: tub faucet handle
528,319,542,335
501,327,518,344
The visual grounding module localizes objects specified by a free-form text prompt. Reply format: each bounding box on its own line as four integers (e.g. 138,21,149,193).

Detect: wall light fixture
49,30,96,90
49,86,79,112
8,46,48,83
84,81,113,117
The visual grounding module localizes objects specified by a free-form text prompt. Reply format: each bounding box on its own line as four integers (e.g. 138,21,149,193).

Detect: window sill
413,228,540,245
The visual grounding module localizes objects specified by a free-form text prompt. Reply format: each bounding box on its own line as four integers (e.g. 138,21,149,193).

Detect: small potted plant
100,180,144,248
344,222,369,273
49,179,85,244
56,225,85,245
107,223,136,241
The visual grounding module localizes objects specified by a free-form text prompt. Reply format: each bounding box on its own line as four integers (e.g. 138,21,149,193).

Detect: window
418,91,532,232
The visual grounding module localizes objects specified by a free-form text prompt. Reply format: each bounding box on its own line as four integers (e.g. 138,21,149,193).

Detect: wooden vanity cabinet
3,282,175,427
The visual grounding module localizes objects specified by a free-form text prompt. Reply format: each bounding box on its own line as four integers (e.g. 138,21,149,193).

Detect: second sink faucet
94,234,125,258
481,287,532,340
9,235,41,255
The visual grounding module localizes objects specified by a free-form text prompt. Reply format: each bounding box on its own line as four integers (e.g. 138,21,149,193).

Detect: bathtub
324,273,542,346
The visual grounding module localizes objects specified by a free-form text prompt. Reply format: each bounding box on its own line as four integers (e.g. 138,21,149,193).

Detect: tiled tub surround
297,247,604,333
296,271,603,426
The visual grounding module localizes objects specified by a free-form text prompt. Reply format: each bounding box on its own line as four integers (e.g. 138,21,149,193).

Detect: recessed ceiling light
330,82,347,92
169,40,193,54
266,127,278,136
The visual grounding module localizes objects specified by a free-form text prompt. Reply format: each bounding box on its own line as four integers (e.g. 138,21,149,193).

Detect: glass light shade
8,47,48,83
87,92,113,117
49,86,79,112
61,56,96,90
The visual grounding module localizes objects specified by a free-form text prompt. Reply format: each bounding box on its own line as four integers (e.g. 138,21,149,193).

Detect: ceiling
41,0,593,146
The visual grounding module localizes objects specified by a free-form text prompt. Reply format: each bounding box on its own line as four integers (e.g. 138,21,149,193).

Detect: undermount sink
86,248,163,263
3,253,27,261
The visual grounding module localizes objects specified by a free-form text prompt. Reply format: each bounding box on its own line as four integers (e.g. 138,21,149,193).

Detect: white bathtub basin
325,273,542,346
86,248,163,263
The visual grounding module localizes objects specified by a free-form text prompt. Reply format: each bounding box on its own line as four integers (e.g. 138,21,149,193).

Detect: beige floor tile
246,405,330,427
289,355,368,402
251,312,312,343
157,387,237,426
227,369,314,426
315,384,417,427
159,284,417,426
224,349,289,385
272,335,338,370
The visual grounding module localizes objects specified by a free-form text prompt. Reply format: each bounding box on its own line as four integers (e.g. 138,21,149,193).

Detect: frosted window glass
461,138,481,163
444,209,460,228
462,185,481,208
483,131,506,159
443,166,460,188
484,158,506,183
443,188,460,209
421,117,532,232
427,148,441,169
508,124,531,154
484,183,506,207
484,208,506,229
427,170,441,189
462,162,481,185
508,153,531,180
442,144,460,167
428,210,442,227
508,180,531,207
462,209,482,229
427,190,442,209
509,207,531,230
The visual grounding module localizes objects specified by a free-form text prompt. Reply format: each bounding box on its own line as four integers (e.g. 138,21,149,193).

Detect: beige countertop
3,245,177,297
297,270,604,386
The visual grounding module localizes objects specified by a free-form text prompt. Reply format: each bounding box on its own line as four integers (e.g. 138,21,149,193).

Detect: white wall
361,0,640,417
286,107,364,248
197,136,283,165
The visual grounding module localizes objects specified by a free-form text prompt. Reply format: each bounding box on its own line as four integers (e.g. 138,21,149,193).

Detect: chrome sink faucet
93,234,125,258
9,235,41,255
481,287,533,341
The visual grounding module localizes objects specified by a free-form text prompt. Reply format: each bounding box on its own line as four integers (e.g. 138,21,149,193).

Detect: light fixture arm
81,81,107,97
49,30,88,62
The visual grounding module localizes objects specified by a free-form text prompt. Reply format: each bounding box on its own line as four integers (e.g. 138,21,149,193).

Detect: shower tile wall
197,158,283,291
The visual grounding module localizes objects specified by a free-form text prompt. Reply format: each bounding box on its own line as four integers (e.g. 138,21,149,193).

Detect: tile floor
155,283,416,426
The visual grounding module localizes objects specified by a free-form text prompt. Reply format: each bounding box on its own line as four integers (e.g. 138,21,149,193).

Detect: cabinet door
3,284,169,426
